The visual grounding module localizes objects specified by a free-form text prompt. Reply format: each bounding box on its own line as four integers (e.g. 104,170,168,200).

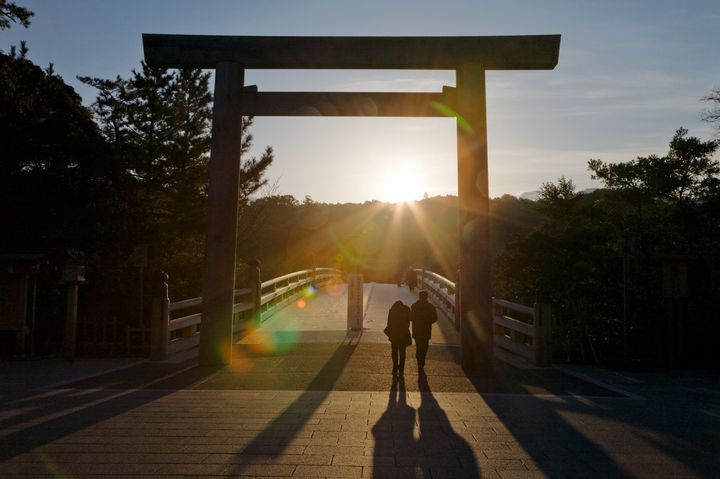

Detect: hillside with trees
237,127,719,367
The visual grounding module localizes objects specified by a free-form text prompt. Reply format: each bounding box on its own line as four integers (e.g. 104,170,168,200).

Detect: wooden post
492,302,503,337
29,275,37,357
534,303,552,367
457,63,493,370
15,273,30,357
150,271,169,361
62,283,79,361
248,259,262,325
455,269,461,330
199,62,245,367
312,254,317,286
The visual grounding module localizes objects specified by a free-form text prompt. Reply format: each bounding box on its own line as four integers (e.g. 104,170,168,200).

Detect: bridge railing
413,269,457,326
413,268,551,367
151,267,342,360
492,298,552,367
259,267,339,321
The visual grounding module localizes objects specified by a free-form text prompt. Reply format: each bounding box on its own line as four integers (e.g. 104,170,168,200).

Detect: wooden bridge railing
151,267,342,360
413,268,552,367
414,269,457,326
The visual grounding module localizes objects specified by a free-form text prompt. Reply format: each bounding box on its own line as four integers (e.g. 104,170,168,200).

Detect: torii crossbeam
143,34,561,369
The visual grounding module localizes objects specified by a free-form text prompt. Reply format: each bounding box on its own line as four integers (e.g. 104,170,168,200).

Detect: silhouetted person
406,266,417,291
410,290,437,372
384,300,412,374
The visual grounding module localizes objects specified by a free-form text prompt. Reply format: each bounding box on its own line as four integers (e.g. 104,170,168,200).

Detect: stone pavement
1,284,719,478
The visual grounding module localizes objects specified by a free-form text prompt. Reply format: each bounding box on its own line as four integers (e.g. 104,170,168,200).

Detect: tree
80,63,274,296
589,128,719,206
493,128,720,364
0,0,32,30
701,87,720,136
0,47,120,250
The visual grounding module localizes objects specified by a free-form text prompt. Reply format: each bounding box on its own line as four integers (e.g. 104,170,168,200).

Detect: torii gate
143,34,560,369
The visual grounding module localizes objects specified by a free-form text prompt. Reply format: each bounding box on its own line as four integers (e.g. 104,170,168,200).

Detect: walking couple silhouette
370,372,481,478
384,290,437,374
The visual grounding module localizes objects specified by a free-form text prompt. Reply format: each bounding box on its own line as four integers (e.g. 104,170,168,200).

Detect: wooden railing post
534,303,552,367
248,259,262,324
493,301,503,337
312,254,318,287
150,271,170,361
455,269,461,329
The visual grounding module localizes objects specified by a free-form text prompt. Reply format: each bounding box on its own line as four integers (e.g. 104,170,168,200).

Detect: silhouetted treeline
237,128,720,367
495,129,720,366
0,48,273,355
235,193,540,285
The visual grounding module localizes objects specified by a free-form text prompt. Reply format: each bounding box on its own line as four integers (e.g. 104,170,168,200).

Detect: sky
2,0,719,202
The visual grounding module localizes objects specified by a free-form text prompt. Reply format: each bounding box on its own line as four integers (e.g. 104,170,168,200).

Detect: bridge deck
1,284,718,477
240,283,459,346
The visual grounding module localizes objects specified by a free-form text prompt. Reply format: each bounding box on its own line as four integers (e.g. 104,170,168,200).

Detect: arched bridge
151,267,551,369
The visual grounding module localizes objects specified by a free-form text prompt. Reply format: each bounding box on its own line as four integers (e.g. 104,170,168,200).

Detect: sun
381,167,426,203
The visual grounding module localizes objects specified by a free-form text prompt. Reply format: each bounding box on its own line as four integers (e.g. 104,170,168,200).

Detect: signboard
346,274,364,330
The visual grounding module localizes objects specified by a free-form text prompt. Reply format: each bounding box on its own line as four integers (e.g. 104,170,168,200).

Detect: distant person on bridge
406,266,417,291
410,291,437,373
384,300,412,375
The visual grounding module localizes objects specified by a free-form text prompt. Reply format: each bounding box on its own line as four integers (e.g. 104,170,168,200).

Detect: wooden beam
143,34,560,70
238,90,457,117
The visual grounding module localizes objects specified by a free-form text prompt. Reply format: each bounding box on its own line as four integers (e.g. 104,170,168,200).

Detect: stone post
456,63,493,370
199,63,245,367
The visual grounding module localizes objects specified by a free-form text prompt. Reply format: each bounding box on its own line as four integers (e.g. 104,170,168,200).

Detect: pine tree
80,64,274,296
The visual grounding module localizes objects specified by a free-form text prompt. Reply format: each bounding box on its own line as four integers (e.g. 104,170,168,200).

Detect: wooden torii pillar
143,34,560,368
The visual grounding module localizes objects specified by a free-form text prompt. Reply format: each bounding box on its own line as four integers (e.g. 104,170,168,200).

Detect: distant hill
518,188,597,201
236,193,541,282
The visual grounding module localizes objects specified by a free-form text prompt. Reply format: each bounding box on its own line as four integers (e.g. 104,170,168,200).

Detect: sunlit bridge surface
239,283,459,348
1,283,718,477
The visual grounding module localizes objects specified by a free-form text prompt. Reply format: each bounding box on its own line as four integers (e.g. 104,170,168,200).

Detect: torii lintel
142,34,560,71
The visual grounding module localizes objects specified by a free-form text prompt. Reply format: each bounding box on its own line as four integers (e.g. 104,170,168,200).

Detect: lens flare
229,348,255,372
296,299,307,309
431,101,474,134
326,278,345,297
327,202,391,271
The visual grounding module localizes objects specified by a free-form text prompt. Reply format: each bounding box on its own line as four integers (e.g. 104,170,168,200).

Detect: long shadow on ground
227,334,359,475
468,361,720,478
0,359,218,463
